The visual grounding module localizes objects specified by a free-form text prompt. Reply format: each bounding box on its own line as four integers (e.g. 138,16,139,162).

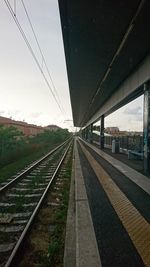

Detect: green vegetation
47,153,72,266
0,125,71,182
17,147,73,267
0,125,25,167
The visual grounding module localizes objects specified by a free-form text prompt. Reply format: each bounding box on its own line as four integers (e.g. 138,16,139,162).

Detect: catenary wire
4,0,65,117
20,0,66,116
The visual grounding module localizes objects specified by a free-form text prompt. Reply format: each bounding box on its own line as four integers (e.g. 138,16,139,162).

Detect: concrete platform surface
64,138,101,267
80,138,150,195
64,137,150,266
78,139,150,267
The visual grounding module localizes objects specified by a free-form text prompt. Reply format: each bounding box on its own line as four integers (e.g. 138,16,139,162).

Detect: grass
47,153,73,266
17,146,73,267
0,141,64,184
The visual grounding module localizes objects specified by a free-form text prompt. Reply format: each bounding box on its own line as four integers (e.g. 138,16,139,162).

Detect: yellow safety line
79,141,150,267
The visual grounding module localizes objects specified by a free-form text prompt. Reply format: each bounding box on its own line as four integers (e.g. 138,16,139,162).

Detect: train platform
93,141,144,174
64,137,150,267
64,138,101,267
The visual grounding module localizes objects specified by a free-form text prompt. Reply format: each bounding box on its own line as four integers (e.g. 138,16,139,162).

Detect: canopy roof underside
58,0,150,126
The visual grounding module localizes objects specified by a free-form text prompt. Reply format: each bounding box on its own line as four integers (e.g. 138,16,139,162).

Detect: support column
81,128,83,139
100,115,104,149
84,128,86,140
143,83,150,173
89,124,93,143
87,126,91,142
85,128,88,140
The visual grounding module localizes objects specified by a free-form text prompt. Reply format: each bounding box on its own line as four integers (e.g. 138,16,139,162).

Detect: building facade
0,116,44,136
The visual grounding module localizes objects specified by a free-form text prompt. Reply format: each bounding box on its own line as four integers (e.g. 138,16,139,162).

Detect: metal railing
105,135,143,152
91,133,143,153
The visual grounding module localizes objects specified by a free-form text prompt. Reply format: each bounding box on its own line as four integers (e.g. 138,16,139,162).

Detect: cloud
0,110,5,115
29,112,42,119
123,106,143,123
124,106,142,115
134,114,143,122
123,106,143,122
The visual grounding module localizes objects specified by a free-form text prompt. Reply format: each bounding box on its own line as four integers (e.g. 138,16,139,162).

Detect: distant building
0,116,44,136
127,131,143,136
93,130,112,137
105,127,119,134
0,116,63,136
105,127,143,137
45,125,61,131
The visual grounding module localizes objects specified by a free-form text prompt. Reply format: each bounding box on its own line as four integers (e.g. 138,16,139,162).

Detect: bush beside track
0,126,71,183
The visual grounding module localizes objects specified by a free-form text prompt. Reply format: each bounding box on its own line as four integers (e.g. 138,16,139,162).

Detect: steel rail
4,140,72,267
0,138,70,195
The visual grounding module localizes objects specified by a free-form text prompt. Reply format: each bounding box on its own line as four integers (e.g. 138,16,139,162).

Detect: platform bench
128,150,143,160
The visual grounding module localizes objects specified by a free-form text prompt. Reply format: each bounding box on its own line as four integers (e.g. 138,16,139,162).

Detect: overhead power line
4,0,65,117
20,0,66,116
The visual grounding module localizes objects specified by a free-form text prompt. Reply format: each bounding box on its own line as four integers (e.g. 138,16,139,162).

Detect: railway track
0,139,69,193
0,139,72,267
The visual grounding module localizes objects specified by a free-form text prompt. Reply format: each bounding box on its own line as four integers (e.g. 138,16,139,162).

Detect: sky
0,0,73,130
0,0,143,132
105,95,143,132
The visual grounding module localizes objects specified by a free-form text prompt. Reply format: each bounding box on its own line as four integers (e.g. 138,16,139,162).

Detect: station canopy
58,0,150,127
